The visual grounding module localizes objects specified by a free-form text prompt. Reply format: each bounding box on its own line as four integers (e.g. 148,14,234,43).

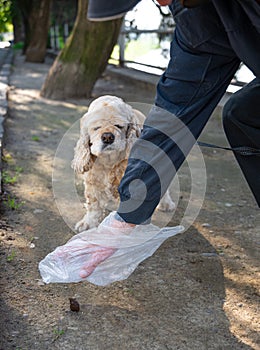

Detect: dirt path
0,52,259,350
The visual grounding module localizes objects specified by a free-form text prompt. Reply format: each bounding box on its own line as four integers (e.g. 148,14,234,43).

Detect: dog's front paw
157,190,175,212
75,209,105,232
157,200,176,212
75,219,90,232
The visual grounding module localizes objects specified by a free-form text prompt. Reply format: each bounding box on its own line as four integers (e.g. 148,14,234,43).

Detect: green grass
2,153,13,163
4,196,24,210
31,135,40,142
15,166,23,174
126,37,159,60
12,41,24,50
52,328,65,343
7,250,16,262
53,329,65,336
2,166,23,185
2,153,25,211
110,35,159,63
2,171,17,184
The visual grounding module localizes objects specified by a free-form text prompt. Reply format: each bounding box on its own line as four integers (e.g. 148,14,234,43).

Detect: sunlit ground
0,41,11,49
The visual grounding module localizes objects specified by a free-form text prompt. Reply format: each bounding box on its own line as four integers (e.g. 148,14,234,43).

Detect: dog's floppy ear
71,130,94,174
125,109,146,154
126,109,145,139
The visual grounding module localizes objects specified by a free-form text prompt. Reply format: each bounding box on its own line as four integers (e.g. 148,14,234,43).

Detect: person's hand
156,0,172,5
79,218,136,278
79,244,116,278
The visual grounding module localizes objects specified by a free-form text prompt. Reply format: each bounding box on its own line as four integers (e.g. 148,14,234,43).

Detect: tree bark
40,0,122,100
25,0,52,62
12,13,24,44
10,1,24,44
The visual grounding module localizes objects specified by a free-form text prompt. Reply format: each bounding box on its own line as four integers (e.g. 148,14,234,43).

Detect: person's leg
223,78,260,206
117,31,240,224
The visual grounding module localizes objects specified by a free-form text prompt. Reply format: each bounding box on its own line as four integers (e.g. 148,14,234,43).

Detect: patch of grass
7,250,16,262
52,328,65,343
2,171,17,184
53,329,65,336
13,41,24,50
4,196,24,210
31,135,40,142
15,166,24,174
2,153,13,163
2,167,23,185
110,36,159,63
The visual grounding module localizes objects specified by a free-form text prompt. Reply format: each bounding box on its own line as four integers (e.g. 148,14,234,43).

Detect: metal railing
116,28,174,70
48,22,250,88
49,22,72,51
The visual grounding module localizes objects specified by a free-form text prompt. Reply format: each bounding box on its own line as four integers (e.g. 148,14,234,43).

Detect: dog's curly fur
72,95,175,231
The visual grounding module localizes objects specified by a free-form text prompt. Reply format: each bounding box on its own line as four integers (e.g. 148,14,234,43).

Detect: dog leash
133,122,260,156
197,141,260,156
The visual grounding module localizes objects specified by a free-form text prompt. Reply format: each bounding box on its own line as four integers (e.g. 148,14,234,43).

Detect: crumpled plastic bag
39,212,184,286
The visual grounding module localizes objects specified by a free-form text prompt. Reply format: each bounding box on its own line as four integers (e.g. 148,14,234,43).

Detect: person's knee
222,94,243,130
223,85,260,129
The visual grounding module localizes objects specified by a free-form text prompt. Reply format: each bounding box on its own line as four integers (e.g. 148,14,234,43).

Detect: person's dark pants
117,2,259,224
223,78,260,206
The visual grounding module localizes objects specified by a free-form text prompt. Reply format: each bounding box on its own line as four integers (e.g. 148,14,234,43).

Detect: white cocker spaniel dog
72,95,175,231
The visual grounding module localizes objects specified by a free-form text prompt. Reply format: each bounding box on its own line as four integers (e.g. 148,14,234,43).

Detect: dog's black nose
101,132,115,144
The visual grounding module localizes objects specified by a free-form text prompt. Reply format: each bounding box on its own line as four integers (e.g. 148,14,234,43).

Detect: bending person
80,0,260,278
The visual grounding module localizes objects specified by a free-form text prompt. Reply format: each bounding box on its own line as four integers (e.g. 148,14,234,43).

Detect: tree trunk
25,0,52,62
10,1,25,44
12,12,24,44
12,0,30,54
40,0,122,100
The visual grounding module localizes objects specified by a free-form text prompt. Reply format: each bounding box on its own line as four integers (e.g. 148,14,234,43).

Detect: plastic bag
39,212,184,286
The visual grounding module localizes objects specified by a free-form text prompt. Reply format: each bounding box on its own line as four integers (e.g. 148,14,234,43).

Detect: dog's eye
93,126,101,131
115,124,124,129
